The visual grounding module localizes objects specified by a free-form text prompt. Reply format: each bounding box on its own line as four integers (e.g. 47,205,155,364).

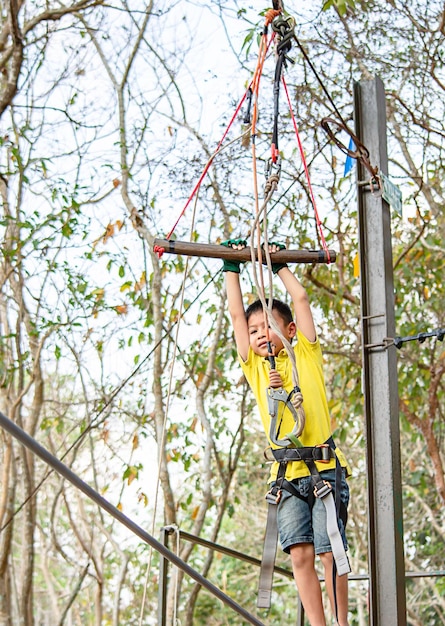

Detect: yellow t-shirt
239,330,351,482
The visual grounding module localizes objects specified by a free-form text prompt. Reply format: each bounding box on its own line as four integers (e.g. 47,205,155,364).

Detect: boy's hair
245,298,293,325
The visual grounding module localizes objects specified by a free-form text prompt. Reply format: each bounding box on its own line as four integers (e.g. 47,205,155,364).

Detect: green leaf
62,223,73,237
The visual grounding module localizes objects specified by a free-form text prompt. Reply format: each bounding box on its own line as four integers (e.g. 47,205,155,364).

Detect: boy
223,241,351,626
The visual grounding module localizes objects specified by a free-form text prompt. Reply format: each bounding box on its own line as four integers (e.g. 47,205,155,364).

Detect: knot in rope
154,244,165,258
265,8,282,26
264,173,280,196
290,388,304,411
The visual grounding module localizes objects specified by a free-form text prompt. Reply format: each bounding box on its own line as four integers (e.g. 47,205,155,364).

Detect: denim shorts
276,468,349,555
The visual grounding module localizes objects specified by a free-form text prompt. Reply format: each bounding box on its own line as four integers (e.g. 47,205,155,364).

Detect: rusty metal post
354,76,406,625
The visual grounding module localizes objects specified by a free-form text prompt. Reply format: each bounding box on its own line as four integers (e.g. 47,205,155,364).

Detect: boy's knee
289,543,315,570
318,550,335,572
319,550,333,564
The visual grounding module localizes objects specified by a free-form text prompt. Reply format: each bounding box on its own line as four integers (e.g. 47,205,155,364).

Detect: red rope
282,76,331,262
160,89,251,253
160,28,276,257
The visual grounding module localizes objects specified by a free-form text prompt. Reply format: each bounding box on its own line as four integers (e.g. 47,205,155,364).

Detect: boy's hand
269,369,283,389
264,242,288,274
221,238,247,273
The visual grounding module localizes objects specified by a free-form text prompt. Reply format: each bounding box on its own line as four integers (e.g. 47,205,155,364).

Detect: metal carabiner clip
265,155,282,180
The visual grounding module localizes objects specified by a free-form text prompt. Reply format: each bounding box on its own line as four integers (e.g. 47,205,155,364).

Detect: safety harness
257,391,351,611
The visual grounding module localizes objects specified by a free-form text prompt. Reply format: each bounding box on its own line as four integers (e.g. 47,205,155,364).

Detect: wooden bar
153,239,336,264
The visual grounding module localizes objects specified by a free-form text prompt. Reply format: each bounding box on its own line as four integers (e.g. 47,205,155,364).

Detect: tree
0,1,259,624
0,0,444,624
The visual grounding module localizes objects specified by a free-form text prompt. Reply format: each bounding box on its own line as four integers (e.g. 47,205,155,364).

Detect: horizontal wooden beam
153,239,336,264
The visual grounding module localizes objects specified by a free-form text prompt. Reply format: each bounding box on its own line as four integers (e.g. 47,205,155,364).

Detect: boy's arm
276,266,316,343
225,271,250,362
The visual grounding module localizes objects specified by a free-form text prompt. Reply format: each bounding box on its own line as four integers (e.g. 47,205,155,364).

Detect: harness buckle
265,488,282,505
316,443,331,463
313,480,332,500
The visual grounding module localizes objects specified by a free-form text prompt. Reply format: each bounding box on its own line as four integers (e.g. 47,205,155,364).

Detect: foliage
0,0,444,625
323,0,357,15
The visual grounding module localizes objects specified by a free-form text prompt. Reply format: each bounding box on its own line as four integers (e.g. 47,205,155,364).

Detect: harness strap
258,458,288,608
257,489,280,608
322,488,351,576
307,458,350,577
257,438,350,610
271,443,334,463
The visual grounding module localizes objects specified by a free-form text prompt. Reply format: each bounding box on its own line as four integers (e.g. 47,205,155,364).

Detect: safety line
250,29,277,355
249,195,306,436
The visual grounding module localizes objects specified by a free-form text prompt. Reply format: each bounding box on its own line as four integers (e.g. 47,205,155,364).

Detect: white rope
139,126,253,625
249,179,305,437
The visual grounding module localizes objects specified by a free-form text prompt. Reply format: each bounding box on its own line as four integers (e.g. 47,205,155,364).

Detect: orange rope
250,30,276,354
264,8,281,26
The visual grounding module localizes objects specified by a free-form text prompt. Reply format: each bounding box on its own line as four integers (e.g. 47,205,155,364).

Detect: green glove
221,238,247,273
266,242,288,274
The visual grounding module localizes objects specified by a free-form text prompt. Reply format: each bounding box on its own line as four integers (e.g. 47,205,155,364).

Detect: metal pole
158,527,169,626
297,599,305,626
354,77,407,625
0,412,266,626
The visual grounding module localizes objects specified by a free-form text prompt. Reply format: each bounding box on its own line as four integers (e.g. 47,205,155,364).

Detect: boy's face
247,309,296,357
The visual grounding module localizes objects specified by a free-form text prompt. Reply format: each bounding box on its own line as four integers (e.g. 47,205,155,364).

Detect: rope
141,170,206,624
282,76,331,259
244,8,308,438
159,87,250,244
249,27,273,347
291,31,379,180
249,188,306,438
162,30,273,248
